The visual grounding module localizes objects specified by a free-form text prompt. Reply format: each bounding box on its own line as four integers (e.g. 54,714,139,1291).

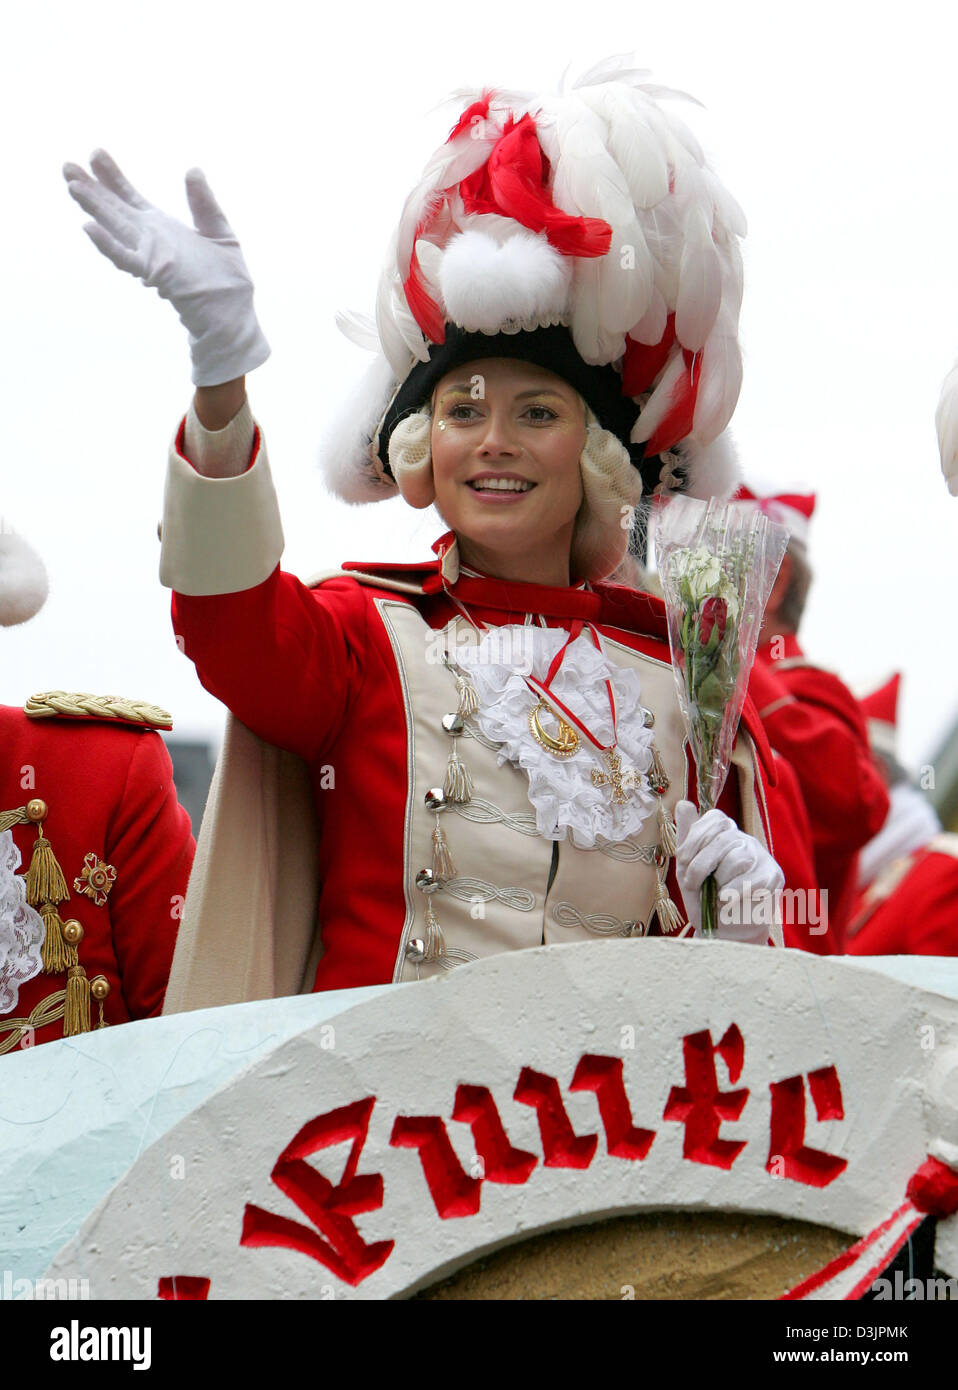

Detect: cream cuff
159,413,285,596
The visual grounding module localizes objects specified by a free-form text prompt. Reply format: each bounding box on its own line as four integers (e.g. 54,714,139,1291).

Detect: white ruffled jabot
456,625,658,848
0,830,45,1015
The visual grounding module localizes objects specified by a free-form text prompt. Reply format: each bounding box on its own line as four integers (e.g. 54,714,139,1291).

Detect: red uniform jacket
751,636,889,947
171,541,802,992
1,702,195,1051
844,837,958,955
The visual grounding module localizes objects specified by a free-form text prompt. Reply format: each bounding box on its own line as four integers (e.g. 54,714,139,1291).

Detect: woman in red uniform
64,61,789,1009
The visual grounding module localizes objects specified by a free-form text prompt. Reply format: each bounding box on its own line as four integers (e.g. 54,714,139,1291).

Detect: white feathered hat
322,57,746,531
0,524,48,627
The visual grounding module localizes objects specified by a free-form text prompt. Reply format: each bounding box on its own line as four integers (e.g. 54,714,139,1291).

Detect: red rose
698,595,728,648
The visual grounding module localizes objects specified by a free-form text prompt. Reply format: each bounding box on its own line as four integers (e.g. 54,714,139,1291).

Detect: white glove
63,150,270,387
674,799,784,944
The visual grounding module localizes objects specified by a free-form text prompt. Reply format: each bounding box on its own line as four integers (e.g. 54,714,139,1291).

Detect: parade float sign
3,941,957,1300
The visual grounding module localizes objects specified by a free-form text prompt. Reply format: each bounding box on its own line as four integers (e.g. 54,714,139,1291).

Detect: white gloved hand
63,150,270,387
674,799,784,944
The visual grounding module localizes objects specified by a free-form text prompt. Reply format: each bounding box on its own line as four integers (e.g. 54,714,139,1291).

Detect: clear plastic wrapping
655,494,789,934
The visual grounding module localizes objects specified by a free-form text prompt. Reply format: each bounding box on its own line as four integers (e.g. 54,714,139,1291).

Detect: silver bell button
415,868,440,894
425,788,447,812
642,708,655,728
406,938,426,963
441,713,464,736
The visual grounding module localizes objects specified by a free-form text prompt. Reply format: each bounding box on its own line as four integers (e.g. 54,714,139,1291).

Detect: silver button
441,713,464,736
642,708,655,728
415,869,439,893
425,787,447,811
406,938,426,962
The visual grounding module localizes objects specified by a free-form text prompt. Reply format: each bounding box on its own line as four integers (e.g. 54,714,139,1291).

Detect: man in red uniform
735,488,889,948
845,675,958,956
0,526,195,1051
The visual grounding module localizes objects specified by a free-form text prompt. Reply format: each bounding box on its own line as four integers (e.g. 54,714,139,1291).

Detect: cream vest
377,601,769,983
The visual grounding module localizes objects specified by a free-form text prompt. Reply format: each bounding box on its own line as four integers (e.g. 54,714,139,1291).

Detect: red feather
621,315,676,395
447,93,492,141
646,349,700,455
403,241,446,345
461,115,611,258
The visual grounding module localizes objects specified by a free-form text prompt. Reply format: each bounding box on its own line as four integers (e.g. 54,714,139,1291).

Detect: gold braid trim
0,808,28,834
24,691,172,730
0,990,66,1055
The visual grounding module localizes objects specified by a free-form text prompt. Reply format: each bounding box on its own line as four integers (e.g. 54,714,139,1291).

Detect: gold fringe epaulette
24,691,172,731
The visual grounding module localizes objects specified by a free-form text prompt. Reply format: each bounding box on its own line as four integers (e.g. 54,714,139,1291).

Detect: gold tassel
63,966,91,1036
444,742,474,804
423,898,446,962
39,903,76,975
649,875,686,937
25,834,70,907
455,672,480,718
657,802,677,857
647,746,670,796
432,819,457,883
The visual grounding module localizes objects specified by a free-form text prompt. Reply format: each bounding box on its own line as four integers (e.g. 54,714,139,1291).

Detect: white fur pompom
317,353,400,504
935,360,958,497
0,528,48,626
439,228,572,333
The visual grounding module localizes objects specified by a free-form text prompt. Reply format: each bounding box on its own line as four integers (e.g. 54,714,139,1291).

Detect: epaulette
24,691,173,731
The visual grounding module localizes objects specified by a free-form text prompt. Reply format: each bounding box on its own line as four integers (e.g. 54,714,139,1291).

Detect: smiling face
430,358,587,586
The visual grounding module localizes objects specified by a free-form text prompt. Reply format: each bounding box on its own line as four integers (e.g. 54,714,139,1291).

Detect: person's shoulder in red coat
845,834,958,956
0,692,195,1053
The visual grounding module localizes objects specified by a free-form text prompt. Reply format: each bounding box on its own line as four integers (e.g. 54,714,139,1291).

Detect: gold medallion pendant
528,698,579,758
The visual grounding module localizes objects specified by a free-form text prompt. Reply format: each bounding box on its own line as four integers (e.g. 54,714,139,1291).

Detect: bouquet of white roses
655,495,788,936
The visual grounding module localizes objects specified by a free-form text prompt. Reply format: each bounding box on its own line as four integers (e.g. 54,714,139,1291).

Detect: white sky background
1,0,955,772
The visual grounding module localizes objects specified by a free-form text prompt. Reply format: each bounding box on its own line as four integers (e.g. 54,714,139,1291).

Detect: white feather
935,360,958,495
656,104,706,165
702,166,748,239
548,97,654,334
335,309,379,352
628,285,668,346
317,353,400,505
571,54,653,90
569,257,603,363
637,199,685,306
675,204,722,351
691,333,743,443
375,265,419,378
580,87,669,209
680,430,740,501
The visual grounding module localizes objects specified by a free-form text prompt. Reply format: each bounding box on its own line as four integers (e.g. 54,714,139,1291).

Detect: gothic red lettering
157,1276,210,1300
513,1067,598,1168
767,1065,848,1187
569,1055,655,1160
390,1115,483,1217
452,1084,538,1183
241,1097,394,1286
663,1025,749,1169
